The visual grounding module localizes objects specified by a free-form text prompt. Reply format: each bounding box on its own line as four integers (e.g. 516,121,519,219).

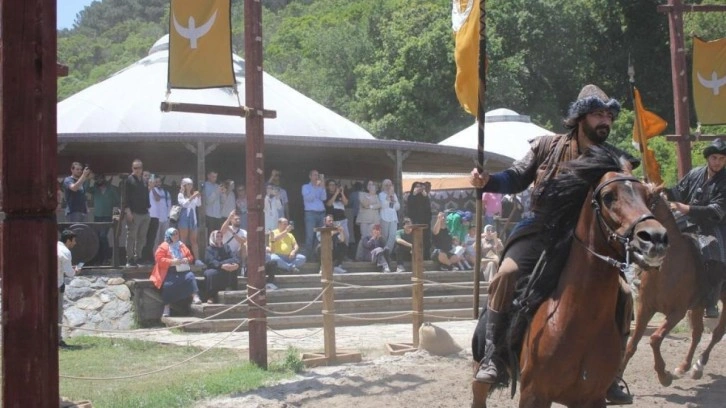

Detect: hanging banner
692,37,726,125
168,0,234,89
452,0,480,116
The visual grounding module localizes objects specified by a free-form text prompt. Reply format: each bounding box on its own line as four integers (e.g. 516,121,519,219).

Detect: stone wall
62,275,135,337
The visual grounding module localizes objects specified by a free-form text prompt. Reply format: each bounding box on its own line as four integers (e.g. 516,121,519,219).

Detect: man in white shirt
149,176,172,253
220,210,248,273
58,230,78,348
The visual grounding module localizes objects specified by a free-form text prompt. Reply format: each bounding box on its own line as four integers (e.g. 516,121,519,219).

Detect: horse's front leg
649,314,682,386
471,360,491,408
675,308,704,377
623,305,655,373
692,293,726,379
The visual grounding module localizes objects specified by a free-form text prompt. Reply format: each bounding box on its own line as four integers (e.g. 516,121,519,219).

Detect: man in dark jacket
470,84,635,404
667,139,726,318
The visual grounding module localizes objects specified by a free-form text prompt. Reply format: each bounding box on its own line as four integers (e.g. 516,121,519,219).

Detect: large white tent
439,108,554,161
58,35,374,140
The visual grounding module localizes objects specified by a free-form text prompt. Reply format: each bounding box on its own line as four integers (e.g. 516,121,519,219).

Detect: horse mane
533,144,628,251
504,145,631,392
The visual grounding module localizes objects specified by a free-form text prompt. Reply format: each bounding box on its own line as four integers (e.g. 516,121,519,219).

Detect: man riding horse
470,84,635,404
666,139,726,318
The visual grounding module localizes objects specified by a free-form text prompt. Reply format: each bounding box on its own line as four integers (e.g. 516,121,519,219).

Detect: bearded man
469,84,636,405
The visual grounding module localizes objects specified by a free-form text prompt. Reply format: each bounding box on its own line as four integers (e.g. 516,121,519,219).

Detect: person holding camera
325,179,349,243
178,178,203,266
302,169,327,258
378,179,400,252
270,218,306,273
63,162,91,222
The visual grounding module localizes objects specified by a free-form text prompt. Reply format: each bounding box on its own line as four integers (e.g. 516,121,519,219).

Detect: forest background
58,0,726,185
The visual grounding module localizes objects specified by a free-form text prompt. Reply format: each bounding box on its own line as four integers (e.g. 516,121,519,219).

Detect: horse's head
591,171,668,268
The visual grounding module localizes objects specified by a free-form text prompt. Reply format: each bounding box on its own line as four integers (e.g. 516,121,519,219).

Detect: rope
59,288,263,334
247,286,328,315
266,326,324,339
331,311,413,321
421,312,474,320
60,319,250,381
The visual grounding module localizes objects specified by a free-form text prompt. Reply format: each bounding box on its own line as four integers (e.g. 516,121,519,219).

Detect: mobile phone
289,221,295,227
77,262,85,269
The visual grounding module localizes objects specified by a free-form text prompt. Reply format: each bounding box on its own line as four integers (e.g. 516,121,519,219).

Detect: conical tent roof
58,35,374,140
439,108,554,161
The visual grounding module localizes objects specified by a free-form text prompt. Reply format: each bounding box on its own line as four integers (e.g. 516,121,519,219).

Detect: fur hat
703,138,726,158
563,84,621,129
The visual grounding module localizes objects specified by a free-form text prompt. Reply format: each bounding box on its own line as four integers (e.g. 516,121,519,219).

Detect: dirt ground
196,330,726,408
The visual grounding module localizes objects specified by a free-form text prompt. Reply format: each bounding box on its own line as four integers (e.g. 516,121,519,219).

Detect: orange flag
632,87,667,185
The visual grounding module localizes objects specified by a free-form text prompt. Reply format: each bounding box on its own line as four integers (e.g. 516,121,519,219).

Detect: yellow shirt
271,229,297,255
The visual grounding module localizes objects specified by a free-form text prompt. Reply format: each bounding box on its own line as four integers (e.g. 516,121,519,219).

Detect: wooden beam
56,63,69,77
160,101,276,119
183,143,197,155
658,4,726,13
665,134,726,142
204,143,219,156
2,0,59,406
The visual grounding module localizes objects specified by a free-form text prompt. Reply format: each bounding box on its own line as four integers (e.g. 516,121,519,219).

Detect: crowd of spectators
59,161,529,286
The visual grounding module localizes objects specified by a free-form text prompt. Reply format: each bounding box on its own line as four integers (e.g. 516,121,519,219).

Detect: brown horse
472,147,668,408
621,194,726,384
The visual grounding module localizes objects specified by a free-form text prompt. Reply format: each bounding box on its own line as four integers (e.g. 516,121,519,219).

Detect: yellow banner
453,0,480,116
169,0,234,89
693,37,726,125
632,87,667,185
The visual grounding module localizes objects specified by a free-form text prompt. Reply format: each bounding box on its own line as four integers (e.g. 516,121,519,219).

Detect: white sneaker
396,265,405,273
333,266,347,274
162,305,170,317
266,283,278,291
383,266,391,273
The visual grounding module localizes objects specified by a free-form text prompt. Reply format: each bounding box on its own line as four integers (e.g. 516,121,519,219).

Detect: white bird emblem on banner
697,71,726,96
173,10,218,49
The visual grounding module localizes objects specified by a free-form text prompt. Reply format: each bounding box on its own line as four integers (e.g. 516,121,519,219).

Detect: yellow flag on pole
692,37,726,125
169,0,234,89
632,87,667,185
452,0,480,116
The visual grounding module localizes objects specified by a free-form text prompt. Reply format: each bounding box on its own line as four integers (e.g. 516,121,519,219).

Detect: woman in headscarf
203,230,241,304
149,227,201,317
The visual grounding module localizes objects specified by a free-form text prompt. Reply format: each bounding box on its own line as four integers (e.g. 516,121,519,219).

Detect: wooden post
386,224,427,355
657,1,726,177
318,227,336,361
473,0,488,317
245,0,268,369
666,0,692,177
301,226,361,367
196,140,207,260
410,224,426,348
2,0,59,405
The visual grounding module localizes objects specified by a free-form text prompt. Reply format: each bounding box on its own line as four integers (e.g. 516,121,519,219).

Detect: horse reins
575,176,655,271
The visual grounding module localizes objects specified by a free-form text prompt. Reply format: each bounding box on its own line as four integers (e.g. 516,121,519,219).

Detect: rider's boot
473,308,505,383
606,334,633,405
605,381,633,405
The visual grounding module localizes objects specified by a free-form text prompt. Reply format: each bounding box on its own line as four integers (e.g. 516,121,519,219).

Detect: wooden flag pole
473,0,487,318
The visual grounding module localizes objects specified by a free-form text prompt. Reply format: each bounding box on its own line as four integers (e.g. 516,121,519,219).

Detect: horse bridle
576,175,655,271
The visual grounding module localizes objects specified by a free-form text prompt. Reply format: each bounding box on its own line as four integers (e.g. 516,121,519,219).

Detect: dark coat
204,244,240,270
